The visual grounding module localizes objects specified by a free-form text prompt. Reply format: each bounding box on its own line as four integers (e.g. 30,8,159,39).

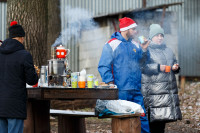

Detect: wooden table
24,87,118,133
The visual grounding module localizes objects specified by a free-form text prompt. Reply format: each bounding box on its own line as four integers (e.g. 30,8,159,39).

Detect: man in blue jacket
98,17,150,133
0,21,38,133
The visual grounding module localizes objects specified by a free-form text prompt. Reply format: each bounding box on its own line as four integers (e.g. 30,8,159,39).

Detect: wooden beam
112,19,118,32
51,99,97,110
27,87,118,100
180,76,185,93
43,88,118,100
118,14,123,19
142,0,146,8
161,6,167,27
180,76,185,102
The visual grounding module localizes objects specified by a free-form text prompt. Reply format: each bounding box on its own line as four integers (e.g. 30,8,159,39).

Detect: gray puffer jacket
141,42,182,123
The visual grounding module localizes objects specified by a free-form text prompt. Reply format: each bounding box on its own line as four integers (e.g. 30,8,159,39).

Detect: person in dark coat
141,24,182,133
0,21,38,133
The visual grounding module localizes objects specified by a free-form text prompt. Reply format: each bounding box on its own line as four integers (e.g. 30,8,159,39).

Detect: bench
50,109,141,133
100,114,141,133
50,109,96,133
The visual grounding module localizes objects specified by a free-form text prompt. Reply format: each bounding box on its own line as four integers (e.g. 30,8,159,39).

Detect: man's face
21,37,25,44
127,27,137,39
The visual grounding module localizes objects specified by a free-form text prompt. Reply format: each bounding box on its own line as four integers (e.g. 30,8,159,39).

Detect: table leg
24,100,50,133
58,115,86,133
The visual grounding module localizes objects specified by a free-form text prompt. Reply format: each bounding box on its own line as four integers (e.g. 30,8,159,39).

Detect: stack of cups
165,66,171,72
94,78,99,87
71,72,78,88
78,75,86,88
78,69,86,88
87,74,94,88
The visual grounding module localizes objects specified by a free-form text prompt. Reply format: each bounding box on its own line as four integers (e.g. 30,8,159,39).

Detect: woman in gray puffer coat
141,24,182,133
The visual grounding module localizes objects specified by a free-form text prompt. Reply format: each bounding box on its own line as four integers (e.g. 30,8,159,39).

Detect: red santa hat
119,17,137,32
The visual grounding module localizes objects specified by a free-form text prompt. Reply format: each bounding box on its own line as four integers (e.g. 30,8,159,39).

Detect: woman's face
151,33,164,45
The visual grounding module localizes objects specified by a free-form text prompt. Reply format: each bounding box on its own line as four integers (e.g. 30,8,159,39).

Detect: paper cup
87,74,94,88
165,66,171,72
94,79,99,86
78,75,86,88
78,75,86,81
71,72,78,88
78,81,86,88
138,36,145,44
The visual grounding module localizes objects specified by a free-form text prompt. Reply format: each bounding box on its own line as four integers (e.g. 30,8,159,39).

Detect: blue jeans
119,90,150,133
0,118,24,133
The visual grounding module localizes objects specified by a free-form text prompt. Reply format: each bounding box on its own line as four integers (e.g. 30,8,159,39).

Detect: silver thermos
40,65,48,86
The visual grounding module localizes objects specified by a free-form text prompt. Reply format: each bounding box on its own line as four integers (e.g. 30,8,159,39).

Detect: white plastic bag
105,100,144,114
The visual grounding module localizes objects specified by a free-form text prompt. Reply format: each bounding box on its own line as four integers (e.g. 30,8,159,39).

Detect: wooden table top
27,87,118,100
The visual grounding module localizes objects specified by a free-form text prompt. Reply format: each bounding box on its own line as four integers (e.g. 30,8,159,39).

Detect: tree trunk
47,0,61,60
7,0,48,66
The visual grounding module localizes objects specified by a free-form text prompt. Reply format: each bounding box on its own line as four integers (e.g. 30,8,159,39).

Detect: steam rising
52,6,98,47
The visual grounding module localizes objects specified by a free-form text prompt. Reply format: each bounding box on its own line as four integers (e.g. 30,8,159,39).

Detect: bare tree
47,0,61,60
7,0,61,66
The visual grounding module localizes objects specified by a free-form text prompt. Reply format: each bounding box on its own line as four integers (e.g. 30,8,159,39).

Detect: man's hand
140,38,150,51
107,81,114,85
34,65,40,76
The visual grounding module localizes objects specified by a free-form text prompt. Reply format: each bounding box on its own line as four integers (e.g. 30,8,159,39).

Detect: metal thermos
40,65,47,85
48,59,65,76
47,59,67,86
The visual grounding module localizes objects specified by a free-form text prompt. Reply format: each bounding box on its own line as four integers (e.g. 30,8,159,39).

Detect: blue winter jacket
98,32,149,91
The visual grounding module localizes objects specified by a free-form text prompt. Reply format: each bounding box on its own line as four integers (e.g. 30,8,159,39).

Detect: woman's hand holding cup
160,65,166,72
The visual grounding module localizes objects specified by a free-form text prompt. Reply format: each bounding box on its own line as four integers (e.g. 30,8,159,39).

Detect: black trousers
149,121,166,133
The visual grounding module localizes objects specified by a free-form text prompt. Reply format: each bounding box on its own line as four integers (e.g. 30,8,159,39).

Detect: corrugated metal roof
0,2,7,41
93,2,183,18
61,0,143,18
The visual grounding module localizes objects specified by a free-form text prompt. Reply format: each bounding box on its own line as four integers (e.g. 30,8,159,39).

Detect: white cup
78,75,86,81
